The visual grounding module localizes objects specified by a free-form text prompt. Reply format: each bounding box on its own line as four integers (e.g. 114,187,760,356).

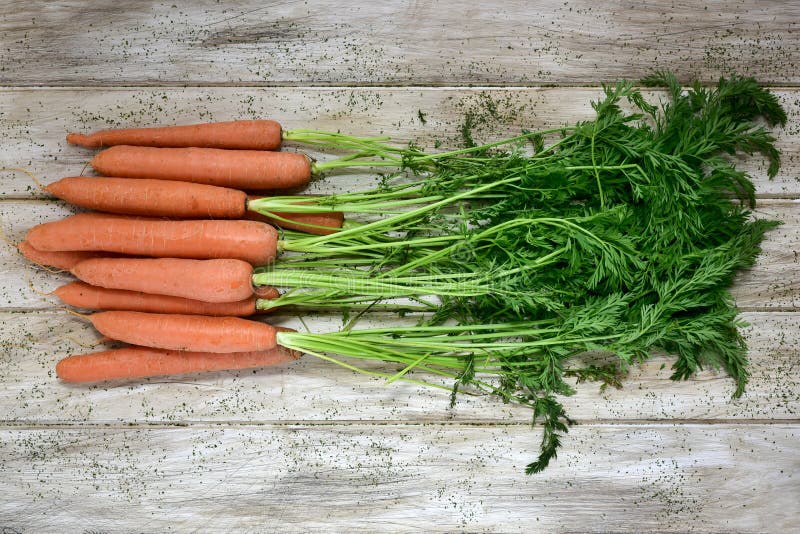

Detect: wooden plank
1,1,798,86
0,423,796,532
0,308,795,424
2,199,797,311
735,201,800,309
2,87,798,198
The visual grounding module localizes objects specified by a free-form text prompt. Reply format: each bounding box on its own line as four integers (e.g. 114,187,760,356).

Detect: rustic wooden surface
0,2,798,532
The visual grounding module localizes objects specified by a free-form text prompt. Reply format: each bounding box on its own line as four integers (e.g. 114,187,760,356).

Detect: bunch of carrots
15,74,788,473
22,120,362,381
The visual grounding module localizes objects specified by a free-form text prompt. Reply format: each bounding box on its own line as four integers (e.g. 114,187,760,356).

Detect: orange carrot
245,195,344,236
71,257,255,303
54,281,264,316
18,240,126,271
46,177,247,218
67,119,283,150
247,210,344,236
25,212,278,265
91,146,312,190
56,344,300,383
88,311,278,353
253,284,280,300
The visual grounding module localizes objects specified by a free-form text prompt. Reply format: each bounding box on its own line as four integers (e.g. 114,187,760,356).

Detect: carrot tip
26,276,54,297
0,166,46,193
61,307,91,320
54,358,72,381
67,132,95,147
64,334,109,349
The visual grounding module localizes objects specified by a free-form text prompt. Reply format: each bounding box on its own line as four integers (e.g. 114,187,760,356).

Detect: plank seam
1,84,800,91
0,419,798,430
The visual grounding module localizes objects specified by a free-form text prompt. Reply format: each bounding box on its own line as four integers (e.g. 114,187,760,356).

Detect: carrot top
264,74,785,474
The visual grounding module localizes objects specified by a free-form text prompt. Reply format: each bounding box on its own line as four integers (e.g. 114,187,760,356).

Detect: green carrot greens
263,73,785,473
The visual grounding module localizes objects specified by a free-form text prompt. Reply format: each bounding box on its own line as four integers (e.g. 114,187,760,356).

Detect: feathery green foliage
265,74,783,473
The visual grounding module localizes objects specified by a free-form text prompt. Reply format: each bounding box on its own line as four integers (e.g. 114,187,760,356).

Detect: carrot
253,284,280,300
91,146,312,190
18,241,126,271
46,177,247,218
25,212,278,265
56,344,300,383
88,311,278,353
54,281,265,316
67,119,283,150
245,195,343,236
71,257,256,303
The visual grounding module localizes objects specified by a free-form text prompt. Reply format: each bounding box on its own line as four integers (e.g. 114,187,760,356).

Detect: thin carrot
56,344,300,383
253,284,281,300
46,177,247,218
88,311,278,353
71,257,256,303
67,119,283,150
25,212,277,265
54,281,265,316
91,146,312,190
245,195,343,236
17,241,126,271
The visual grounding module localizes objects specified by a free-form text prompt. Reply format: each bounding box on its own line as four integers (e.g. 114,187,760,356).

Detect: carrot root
88,311,279,353
70,257,256,303
91,146,312,190
54,281,262,316
26,212,278,266
46,177,247,218
56,344,300,383
67,120,283,150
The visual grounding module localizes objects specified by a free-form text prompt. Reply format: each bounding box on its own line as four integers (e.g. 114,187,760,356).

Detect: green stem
282,174,524,253
250,195,446,216
312,158,402,173
408,127,575,162
256,298,436,312
590,119,605,210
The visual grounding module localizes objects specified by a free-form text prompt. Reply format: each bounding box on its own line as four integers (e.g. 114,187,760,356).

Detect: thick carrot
91,146,312,190
25,212,277,265
56,344,300,383
88,311,278,353
67,119,283,150
18,241,125,271
54,281,263,316
71,257,255,303
245,195,343,236
46,177,247,218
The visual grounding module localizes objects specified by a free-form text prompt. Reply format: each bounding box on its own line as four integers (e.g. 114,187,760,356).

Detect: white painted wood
734,201,800,309
1,87,797,198
0,1,798,86
2,199,796,311
0,424,796,532
0,309,795,424
0,2,798,529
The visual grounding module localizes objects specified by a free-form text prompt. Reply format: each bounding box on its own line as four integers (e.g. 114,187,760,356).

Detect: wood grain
2,87,798,198
1,1,798,86
0,309,795,424
0,424,796,532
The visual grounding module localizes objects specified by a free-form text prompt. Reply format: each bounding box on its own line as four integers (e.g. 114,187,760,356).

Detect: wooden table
1,2,798,531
